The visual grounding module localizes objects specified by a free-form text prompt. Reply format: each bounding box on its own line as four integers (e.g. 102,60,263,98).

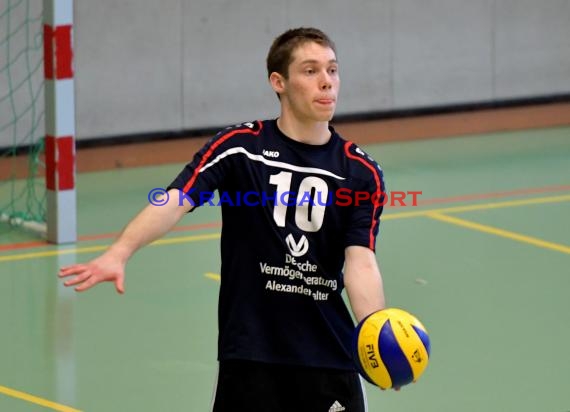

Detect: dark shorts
211,359,367,412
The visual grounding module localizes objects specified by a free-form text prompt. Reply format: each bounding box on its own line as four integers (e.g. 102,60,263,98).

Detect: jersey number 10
269,171,327,232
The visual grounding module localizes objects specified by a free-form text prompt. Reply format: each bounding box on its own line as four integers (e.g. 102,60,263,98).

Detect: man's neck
276,115,331,145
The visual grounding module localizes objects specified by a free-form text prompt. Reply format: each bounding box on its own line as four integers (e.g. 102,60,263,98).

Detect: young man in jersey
59,27,389,411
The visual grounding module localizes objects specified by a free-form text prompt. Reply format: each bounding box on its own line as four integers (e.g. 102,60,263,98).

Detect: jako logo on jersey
262,149,280,158
286,234,309,257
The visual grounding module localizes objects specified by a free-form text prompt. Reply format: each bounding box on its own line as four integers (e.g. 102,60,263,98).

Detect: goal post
43,0,76,244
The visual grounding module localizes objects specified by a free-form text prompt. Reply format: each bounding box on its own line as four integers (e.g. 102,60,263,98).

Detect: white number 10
269,171,328,232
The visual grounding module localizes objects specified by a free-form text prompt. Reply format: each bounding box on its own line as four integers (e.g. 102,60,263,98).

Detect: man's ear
269,72,286,95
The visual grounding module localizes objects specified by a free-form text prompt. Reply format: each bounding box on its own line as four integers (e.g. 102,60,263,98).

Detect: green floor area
1,126,569,411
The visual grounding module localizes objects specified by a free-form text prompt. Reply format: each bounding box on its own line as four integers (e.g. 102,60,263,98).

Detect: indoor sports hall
1,1,569,411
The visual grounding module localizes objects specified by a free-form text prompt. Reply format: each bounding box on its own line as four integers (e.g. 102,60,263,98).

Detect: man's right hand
59,252,126,294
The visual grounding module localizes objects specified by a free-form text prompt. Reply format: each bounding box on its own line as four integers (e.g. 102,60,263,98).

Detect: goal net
0,0,46,235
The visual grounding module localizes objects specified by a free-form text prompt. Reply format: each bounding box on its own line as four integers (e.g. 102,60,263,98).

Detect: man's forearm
107,189,191,262
344,246,386,322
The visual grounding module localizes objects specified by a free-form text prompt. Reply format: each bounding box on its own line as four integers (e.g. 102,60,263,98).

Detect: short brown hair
266,27,336,79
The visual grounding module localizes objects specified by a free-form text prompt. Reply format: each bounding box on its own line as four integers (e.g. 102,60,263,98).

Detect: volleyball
352,308,431,389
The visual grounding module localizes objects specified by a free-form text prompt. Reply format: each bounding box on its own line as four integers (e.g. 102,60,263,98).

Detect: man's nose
320,73,332,90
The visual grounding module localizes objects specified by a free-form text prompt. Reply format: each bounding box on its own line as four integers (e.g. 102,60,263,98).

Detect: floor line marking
0,222,222,252
1,195,569,263
204,272,221,281
0,233,221,263
1,186,568,252
426,212,570,255
382,194,570,220
0,385,81,412
415,184,570,206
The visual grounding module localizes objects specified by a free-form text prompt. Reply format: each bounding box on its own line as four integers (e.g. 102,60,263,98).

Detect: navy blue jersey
167,119,385,370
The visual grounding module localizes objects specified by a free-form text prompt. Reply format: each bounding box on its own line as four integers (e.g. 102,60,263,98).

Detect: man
60,27,389,411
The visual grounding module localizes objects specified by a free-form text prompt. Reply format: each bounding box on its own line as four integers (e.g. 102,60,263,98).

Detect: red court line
1,184,569,252
0,222,222,252
78,222,222,242
415,184,570,206
0,240,47,252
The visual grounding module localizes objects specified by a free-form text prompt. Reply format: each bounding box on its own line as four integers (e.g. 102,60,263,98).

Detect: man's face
277,42,340,123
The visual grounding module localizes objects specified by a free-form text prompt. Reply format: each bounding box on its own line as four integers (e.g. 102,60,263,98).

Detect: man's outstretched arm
59,188,193,293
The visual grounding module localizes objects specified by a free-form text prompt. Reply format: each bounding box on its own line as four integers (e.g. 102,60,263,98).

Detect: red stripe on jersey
343,141,382,250
182,121,263,194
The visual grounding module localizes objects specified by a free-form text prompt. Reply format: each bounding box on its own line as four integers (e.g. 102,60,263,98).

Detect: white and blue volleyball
352,308,431,389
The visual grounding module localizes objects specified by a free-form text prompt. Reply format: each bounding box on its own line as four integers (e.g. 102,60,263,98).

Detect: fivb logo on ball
365,344,380,368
